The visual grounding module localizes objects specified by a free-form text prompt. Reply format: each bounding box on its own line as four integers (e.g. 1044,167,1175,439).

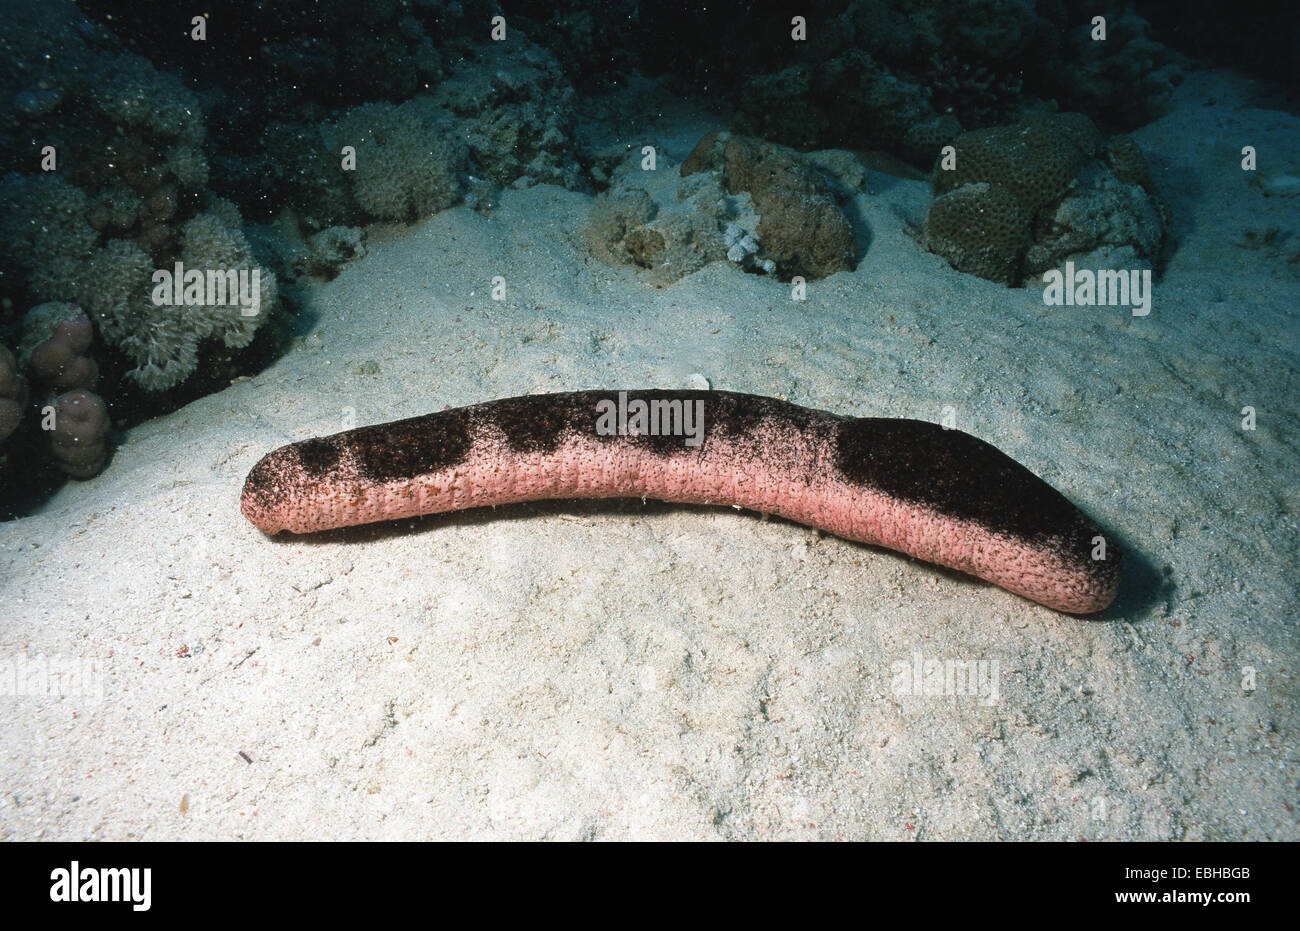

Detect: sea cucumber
241,390,1122,614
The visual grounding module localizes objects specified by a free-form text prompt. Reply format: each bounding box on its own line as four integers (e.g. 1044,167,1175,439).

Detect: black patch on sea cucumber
349,408,474,482
488,391,727,457
529,389,832,457
294,436,341,475
487,394,583,455
835,418,1099,556
705,392,833,485
616,391,715,456
709,391,825,438
241,449,297,514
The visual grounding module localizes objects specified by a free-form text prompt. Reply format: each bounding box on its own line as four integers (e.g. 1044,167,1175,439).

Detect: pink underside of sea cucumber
241,391,1122,614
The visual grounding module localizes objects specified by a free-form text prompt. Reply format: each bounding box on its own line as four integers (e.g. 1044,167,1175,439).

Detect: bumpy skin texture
242,391,1122,614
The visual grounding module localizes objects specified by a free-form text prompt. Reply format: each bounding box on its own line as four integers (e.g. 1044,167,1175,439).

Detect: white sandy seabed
1,69,1296,841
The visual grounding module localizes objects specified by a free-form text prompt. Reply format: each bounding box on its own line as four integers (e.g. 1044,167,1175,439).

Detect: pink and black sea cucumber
241,390,1122,614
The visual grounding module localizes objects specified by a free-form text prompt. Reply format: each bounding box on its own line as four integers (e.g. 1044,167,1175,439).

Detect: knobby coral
924,112,1168,284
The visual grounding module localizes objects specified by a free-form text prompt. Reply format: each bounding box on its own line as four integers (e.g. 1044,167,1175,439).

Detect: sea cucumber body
241,391,1121,614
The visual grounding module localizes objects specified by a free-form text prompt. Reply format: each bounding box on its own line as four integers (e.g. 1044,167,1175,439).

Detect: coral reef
507,0,642,85
924,112,1168,284
584,187,659,267
1,302,111,480
925,182,1029,285
431,40,586,191
903,115,966,169
274,99,467,229
1106,132,1173,231
20,305,98,392
1043,4,1184,129
0,0,1195,501
931,113,1098,213
300,227,368,280
0,0,281,400
0,170,279,394
587,133,864,285
628,0,1180,166
682,132,857,280
330,100,465,221
247,214,368,292
583,180,727,288
223,27,581,240
48,389,110,479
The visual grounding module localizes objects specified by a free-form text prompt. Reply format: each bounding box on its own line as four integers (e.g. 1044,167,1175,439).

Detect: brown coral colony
924,113,1169,284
